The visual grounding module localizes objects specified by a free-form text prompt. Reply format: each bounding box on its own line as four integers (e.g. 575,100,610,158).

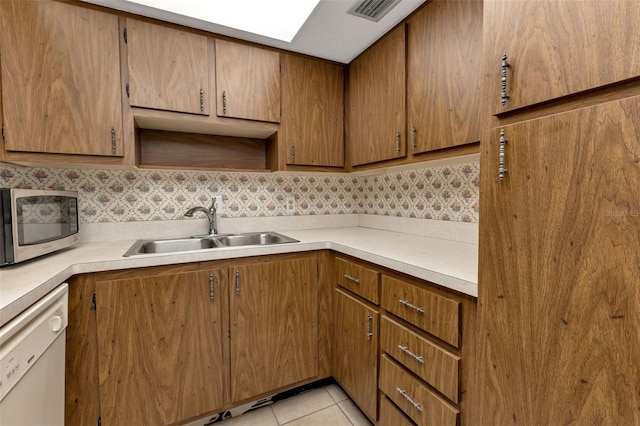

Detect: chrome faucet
184,199,218,235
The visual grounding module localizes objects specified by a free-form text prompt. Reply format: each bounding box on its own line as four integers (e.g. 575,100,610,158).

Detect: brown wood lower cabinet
332,288,379,422
229,257,318,402
65,253,323,426
380,355,459,426
95,269,225,425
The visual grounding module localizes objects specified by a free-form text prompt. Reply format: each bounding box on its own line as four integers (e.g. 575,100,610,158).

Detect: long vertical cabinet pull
501,54,510,106
222,91,228,115
209,272,214,300
235,269,240,295
498,129,508,180
366,313,373,340
411,126,417,151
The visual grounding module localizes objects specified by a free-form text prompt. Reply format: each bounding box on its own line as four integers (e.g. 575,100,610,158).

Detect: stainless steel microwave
1,188,80,266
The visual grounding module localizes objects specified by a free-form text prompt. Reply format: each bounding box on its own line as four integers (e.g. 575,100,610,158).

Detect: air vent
347,0,401,22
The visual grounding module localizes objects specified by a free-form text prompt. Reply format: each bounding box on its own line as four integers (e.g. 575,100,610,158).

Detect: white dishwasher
0,284,68,426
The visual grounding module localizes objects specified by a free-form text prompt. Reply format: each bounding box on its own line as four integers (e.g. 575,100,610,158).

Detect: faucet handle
210,196,222,213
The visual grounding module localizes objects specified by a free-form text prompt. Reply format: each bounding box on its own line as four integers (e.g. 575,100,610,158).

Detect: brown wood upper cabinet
348,25,406,167
126,18,209,115
215,39,281,123
0,1,123,156
281,54,344,167
407,0,482,154
485,0,640,114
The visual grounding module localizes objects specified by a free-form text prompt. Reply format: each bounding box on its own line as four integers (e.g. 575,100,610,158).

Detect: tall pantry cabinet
478,0,640,424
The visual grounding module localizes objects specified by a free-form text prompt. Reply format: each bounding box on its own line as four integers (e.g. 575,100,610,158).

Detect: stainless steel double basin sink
124,231,299,256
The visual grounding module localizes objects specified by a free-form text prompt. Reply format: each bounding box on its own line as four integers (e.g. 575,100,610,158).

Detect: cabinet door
0,1,122,156
215,40,281,123
229,256,318,402
282,54,344,167
95,270,224,426
126,19,209,115
348,25,405,166
333,289,378,421
478,97,640,424
485,0,640,114
407,0,482,154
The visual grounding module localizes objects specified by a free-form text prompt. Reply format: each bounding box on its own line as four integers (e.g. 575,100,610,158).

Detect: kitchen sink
123,232,299,256
214,232,297,247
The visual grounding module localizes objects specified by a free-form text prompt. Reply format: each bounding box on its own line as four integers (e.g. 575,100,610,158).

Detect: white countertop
0,227,478,327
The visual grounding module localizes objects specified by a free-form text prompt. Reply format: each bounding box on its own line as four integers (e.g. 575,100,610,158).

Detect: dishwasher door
0,284,69,426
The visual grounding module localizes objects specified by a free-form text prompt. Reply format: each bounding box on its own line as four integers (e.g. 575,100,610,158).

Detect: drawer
379,355,459,426
381,316,460,403
379,394,416,426
336,257,380,304
381,275,460,347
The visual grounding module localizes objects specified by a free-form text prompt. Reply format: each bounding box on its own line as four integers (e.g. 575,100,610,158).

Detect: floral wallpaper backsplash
0,162,479,223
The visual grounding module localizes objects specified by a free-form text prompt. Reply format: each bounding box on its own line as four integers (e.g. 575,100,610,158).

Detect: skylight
125,0,321,42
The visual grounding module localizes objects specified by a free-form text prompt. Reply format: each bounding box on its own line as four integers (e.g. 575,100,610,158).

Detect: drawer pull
398,344,424,364
396,387,423,412
344,274,360,284
399,299,425,314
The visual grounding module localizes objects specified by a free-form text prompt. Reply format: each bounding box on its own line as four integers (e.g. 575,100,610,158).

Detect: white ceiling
82,0,427,63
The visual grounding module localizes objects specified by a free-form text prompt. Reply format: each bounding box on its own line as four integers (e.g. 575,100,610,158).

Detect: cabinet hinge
126,83,130,98
98,415,102,426
1,125,5,141
92,292,97,311
123,28,127,44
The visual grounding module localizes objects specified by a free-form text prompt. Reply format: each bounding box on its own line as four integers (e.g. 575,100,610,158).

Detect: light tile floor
219,384,373,426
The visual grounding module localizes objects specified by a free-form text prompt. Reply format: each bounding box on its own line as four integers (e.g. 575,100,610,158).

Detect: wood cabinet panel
381,316,460,403
379,395,416,426
0,1,122,156
333,289,378,421
348,25,406,166
65,276,100,426
335,257,380,304
95,270,224,425
485,0,640,114
229,256,318,402
126,18,209,115
281,54,344,167
382,275,460,347
478,96,640,424
407,0,482,154
215,40,281,123
380,355,459,426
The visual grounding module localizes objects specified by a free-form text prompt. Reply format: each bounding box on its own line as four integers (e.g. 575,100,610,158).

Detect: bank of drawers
379,275,463,425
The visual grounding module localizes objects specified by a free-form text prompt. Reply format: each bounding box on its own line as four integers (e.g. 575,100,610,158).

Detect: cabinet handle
395,131,401,153
344,274,360,284
396,388,423,412
235,269,240,295
111,128,116,154
200,88,205,112
222,90,228,114
398,344,424,364
399,299,425,314
411,126,417,151
366,313,373,340
501,53,510,106
290,144,295,163
498,129,508,180
209,272,214,300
